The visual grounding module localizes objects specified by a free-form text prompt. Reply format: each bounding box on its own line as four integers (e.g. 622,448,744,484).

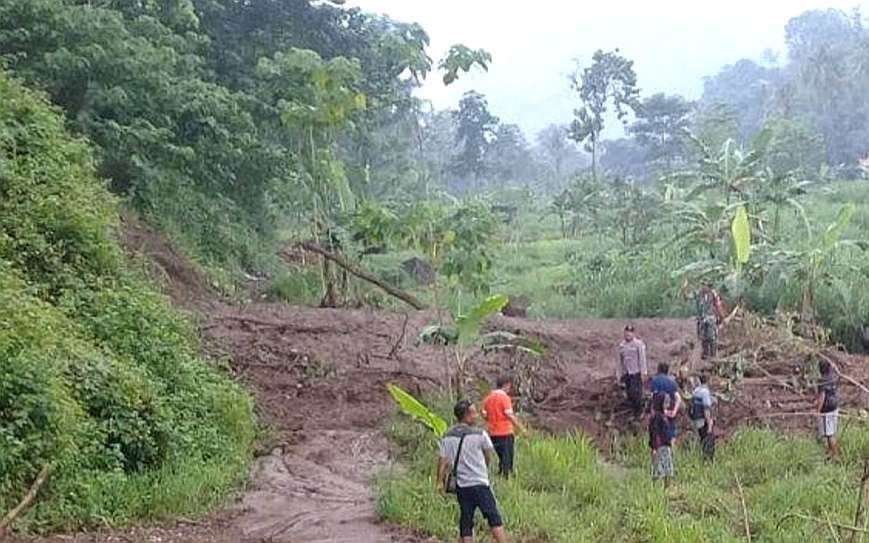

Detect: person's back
440,424,492,489
437,400,507,543
483,389,513,438
650,372,678,403
648,392,674,486
482,376,523,478
690,376,715,460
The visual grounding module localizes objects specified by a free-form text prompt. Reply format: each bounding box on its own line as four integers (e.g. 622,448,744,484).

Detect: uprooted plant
419,294,545,399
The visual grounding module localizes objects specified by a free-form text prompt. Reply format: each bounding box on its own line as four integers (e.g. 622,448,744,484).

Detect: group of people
433,292,842,541
435,376,523,542
618,322,842,488
618,324,717,487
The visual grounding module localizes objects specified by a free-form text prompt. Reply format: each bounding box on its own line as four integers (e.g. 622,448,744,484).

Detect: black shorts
456,485,502,537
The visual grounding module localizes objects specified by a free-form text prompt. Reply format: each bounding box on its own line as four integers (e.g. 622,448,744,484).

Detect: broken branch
298,242,426,310
0,464,53,536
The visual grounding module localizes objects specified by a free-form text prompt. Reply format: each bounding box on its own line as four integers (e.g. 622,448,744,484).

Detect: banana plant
684,129,771,204
754,168,812,241
672,204,755,298
386,384,448,438
762,203,867,325
419,294,545,398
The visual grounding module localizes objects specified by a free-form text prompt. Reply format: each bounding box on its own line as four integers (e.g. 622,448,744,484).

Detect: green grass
380,414,869,543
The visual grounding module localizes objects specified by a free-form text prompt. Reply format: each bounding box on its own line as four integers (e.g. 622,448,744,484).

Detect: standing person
482,376,525,478
650,362,683,443
689,374,715,461
816,360,840,460
649,392,674,487
617,324,648,416
437,399,508,543
695,284,722,359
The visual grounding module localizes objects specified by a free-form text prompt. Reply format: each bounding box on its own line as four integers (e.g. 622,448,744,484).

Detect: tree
569,49,641,181
256,48,367,305
630,93,693,173
452,90,499,188
536,124,585,182
438,44,492,85
700,59,779,144
782,8,869,166
763,117,826,176
485,124,539,185
600,138,648,180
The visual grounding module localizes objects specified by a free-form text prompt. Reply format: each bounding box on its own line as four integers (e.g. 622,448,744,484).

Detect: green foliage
0,70,254,532
386,384,448,438
438,45,492,85
452,91,500,184
455,294,509,344
382,412,869,543
570,49,641,179
629,93,693,173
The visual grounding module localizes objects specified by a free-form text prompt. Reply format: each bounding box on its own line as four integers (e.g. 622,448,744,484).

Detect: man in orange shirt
482,376,525,478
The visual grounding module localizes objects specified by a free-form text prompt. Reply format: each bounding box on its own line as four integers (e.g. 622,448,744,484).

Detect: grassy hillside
0,70,255,532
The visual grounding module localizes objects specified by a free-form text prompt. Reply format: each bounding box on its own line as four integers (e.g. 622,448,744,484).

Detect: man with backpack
816,359,840,460
437,399,508,543
689,374,715,460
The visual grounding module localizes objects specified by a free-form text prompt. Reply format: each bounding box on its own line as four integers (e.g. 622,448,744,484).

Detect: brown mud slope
16,220,869,542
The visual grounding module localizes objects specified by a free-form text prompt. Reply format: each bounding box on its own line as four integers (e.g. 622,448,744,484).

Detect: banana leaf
387,384,448,438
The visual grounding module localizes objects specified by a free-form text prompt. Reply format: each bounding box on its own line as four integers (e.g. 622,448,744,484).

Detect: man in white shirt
436,399,508,543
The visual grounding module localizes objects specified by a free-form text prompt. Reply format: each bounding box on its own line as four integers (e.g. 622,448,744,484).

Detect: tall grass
380,414,869,543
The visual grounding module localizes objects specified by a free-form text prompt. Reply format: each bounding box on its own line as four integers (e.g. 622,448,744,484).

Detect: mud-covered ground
14,218,869,542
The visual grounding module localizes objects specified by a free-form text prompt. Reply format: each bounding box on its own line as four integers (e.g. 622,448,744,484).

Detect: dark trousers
623,373,644,415
456,485,503,537
697,423,715,460
491,434,514,477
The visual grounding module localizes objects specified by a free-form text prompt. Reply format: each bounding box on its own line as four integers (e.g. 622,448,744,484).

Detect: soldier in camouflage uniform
695,285,720,359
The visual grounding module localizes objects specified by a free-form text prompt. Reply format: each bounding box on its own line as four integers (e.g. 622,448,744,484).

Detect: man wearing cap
617,324,648,415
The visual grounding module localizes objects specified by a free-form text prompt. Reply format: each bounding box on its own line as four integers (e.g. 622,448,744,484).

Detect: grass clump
380,410,869,543
0,70,255,532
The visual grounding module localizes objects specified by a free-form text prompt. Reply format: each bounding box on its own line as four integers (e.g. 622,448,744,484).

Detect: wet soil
14,219,869,542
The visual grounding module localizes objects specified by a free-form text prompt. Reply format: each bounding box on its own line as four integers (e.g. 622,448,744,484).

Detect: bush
0,70,255,532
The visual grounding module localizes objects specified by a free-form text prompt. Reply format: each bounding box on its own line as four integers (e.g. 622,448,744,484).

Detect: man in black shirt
816,359,840,461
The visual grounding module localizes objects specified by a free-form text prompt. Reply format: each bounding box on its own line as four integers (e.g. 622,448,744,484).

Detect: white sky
348,0,868,138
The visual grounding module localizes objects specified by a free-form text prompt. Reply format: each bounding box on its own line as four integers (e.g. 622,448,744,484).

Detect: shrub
0,70,255,532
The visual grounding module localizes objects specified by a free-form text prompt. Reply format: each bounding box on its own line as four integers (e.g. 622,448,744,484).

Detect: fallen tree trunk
0,464,53,537
299,242,426,310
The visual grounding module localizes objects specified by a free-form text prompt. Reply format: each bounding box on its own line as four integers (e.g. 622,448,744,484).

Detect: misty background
352,0,869,138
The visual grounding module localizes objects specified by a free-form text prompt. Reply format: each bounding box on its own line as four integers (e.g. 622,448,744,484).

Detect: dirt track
15,218,869,542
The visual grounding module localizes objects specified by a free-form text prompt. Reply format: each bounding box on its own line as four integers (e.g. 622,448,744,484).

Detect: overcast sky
348,0,868,139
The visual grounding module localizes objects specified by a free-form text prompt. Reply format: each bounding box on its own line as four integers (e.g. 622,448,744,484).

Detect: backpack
690,395,706,421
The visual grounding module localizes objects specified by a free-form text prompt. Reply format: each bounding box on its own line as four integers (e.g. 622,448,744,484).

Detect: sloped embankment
0,70,254,536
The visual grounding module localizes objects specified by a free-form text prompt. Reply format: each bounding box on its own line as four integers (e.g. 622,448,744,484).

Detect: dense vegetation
2,0,869,536
381,414,869,543
0,70,254,531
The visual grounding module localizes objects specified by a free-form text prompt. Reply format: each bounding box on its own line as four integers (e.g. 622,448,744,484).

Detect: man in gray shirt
436,399,507,543
617,324,648,415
